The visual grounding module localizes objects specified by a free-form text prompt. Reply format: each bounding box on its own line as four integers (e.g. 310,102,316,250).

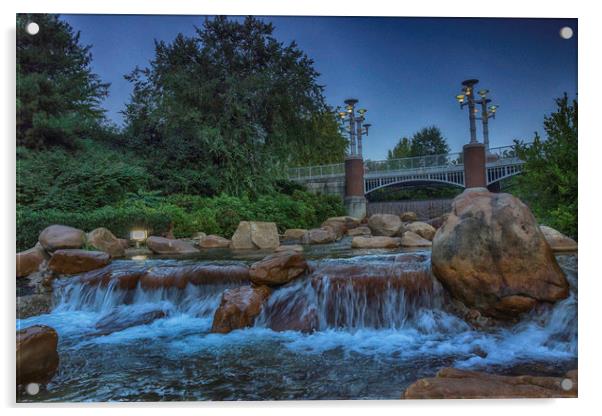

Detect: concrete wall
367,199,453,220
303,177,346,198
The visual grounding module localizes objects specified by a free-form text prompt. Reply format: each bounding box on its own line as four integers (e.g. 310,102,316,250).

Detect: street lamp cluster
338,98,371,157
456,79,499,150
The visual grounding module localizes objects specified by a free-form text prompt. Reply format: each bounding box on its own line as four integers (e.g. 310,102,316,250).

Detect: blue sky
61,15,577,161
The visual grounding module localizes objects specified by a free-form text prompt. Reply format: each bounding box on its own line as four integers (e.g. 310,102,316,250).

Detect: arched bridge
288,145,525,197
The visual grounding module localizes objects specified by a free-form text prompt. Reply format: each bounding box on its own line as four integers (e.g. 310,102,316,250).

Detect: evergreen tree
514,94,577,238
409,126,450,156
387,137,411,159
17,14,109,148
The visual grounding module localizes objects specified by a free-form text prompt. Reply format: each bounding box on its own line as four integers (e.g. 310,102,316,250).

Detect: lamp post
338,98,370,218
339,99,370,157
476,89,499,152
456,79,479,144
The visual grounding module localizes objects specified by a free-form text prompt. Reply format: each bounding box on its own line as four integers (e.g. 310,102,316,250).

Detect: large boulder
16,243,48,277
426,213,449,230
38,224,86,252
199,235,231,249
402,367,577,399
347,226,372,237
86,227,125,257
540,225,578,252
351,236,401,249
405,222,436,241
400,211,418,222
211,286,271,334
147,236,199,254
302,227,337,244
432,189,569,319
321,216,361,238
401,231,432,247
249,251,308,286
230,221,279,250
368,214,405,237
282,229,307,241
16,325,59,386
48,249,111,275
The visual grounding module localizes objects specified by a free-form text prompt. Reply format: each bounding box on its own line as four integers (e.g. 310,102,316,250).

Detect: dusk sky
61,15,577,161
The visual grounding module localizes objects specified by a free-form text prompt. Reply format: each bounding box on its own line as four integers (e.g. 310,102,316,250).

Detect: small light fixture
456,94,465,104
489,104,498,113
478,89,489,98
338,111,346,119
130,229,148,248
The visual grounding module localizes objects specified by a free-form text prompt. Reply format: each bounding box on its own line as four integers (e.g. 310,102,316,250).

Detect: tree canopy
17,14,109,149
122,16,346,196
387,126,450,160
513,94,577,238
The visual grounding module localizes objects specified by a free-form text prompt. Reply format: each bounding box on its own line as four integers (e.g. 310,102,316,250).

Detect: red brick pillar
463,143,487,188
344,156,367,218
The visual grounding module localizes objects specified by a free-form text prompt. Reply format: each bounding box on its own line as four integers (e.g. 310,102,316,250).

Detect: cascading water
17,252,577,401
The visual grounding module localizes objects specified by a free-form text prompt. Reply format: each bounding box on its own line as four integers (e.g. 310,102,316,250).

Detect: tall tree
513,94,577,238
387,137,411,160
409,126,450,156
16,14,109,148
123,16,345,196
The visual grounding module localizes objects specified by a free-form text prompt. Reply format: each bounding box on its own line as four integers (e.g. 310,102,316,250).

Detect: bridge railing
365,152,464,175
486,144,525,164
288,162,345,180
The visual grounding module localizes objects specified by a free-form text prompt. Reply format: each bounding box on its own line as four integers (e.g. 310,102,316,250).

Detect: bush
17,189,346,252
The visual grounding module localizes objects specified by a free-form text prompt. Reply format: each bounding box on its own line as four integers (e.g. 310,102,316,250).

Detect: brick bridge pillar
463,143,487,188
344,155,367,218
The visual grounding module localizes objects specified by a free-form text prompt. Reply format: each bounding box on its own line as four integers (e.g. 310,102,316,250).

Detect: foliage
17,189,344,252
367,185,462,202
17,139,148,211
387,137,411,160
513,94,578,239
408,126,450,156
122,16,346,196
17,14,109,149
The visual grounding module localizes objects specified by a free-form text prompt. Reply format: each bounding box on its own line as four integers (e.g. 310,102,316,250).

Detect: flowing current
17,249,577,401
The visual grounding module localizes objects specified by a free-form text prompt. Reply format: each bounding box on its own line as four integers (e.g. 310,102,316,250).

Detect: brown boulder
368,214,405,237
87,227,125,257
249,251,309,286
199,235,231,249
302,227,337,244
405,221,436,241
402,367,577,399
347,226,372,237
426,213,449,230
48,249,110,275
38,224,86,252
400,231,432,247
211,286,271,333
16,325,59,386
400,211,418,222
351,236,401,249
321,216,361,238
283,229,307,241
432,189,569,319
16,243,48,277
146,236,199,254
231,221,280,250
540,225,578,252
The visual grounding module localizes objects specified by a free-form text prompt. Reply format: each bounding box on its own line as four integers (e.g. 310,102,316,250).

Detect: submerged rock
249,251,308,286
17,293,53,319
368,214,405,237
16,325,59,386
540,225,577,252
48,249,111,275
16,243,48,278
402,367,577,399
39,224,86,252
400,231,432,247
87,227,125,257
95,307,166,336
147,236,199,254
405,222,436,241
351,236,401,249
432,189,569,319
211,286,271,334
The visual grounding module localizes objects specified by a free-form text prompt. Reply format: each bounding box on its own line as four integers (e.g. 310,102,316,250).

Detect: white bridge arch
288,145,526,194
